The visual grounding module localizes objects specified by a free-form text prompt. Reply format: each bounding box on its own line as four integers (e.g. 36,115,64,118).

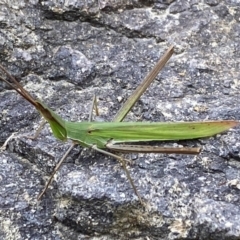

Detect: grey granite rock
0,0,240,239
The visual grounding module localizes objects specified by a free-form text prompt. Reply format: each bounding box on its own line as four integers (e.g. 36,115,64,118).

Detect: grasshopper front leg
37,142,77,200
38,95,100,199
27,119,47,140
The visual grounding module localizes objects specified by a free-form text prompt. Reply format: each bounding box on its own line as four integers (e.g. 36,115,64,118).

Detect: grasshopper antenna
0,64,37,107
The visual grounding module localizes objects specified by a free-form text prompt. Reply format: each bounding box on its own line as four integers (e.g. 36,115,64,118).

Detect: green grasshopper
0,46,238,204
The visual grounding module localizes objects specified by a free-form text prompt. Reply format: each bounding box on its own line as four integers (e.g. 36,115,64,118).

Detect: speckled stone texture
0,0,240,239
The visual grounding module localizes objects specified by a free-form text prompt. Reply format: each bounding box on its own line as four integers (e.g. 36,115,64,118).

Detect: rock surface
0,0,240,239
